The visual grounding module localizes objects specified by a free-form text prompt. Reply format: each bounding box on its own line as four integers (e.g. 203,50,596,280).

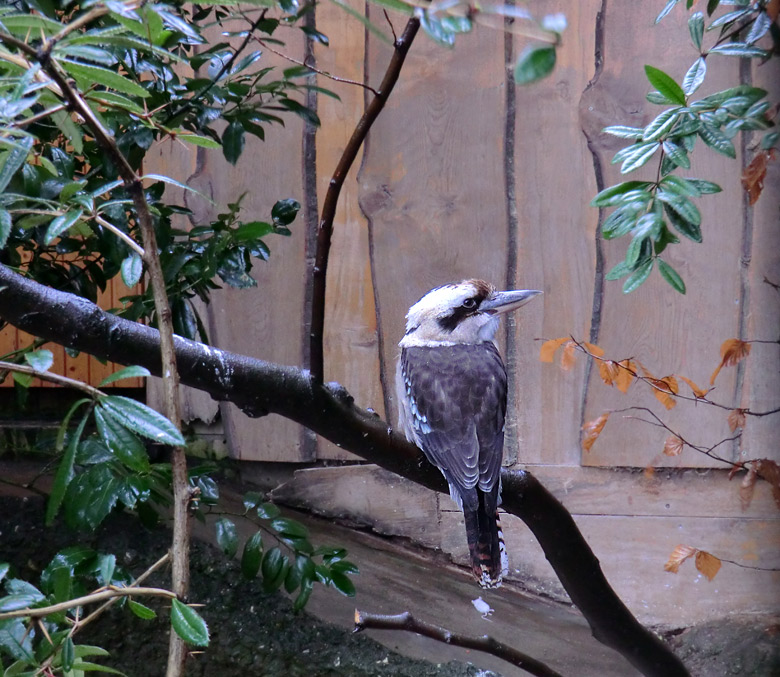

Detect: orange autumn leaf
663,435,684,457
728,408,747,432
664,544,697,574
678,374,708,398
582,412,609,452
695,550,722,581
650,375,679,410
539,337,569,363
740,467,758,511
615,359,636,393
561,341,577,371
754,459,780,511
582,341,605,358
710,339,752,385
598,360,621,387
741,149,775,206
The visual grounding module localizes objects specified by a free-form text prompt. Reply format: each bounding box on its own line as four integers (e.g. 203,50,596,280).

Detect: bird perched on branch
396,279,542,587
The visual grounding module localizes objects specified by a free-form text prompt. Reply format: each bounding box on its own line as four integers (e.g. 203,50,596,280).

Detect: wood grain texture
315,0,385,460
361,26,508,428
510,1,601,466
580,2,746,468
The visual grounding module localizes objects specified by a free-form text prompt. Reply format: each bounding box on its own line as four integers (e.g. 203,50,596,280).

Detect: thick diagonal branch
309,17,420,383
0,266,688,677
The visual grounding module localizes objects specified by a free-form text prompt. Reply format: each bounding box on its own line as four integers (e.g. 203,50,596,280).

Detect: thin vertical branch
308,17,420,384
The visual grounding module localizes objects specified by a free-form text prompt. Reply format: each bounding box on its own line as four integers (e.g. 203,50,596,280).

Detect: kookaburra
396,279,542,587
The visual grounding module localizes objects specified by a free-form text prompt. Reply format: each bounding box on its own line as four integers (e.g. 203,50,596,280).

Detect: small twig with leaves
353,610,564,677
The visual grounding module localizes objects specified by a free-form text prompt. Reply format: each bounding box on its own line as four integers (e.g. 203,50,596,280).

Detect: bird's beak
479,289,543,315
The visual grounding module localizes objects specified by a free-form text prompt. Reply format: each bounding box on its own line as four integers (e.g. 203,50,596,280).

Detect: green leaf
215,518,238,558
69,660,124,673
688,12,704,50
222,121,245,165
657,189,701,225
0,618,35,662
419,11,456,47
270,518,309,539
261,548,287,592
622,258,654,293
0,563,8,584
625,235,646,268
62,636,75,672
85,90,146,116
761,131,779,150
170,599,209,647
128,599,157,620
60,60,150,99
682,57,706,96
0,208,11,250
94,407,150,473
621,142,660,173
46,407,91,525
44,210,83,245
121,252,143,287
601,206,640,240
706,0,721,16
256,502,281,520
697,124,736,158
271,198,300,227
660,175,700,197
708,43,768,58
664,203,702,242
141,174,214,203
234,221,273,241
24,349,53,372
241,531,263,579
655,0,681,23
293,579,313,612
330,570,356,597
643,108,680,141
64,464,122,530
591,181,652,207
684,178,722,194
514,45,556,85
644,65,686,106
98,395,185,446
602,125,644,139
98,366,151,387
605,259,634,281
662,139,690,169
242,491,263,511
0,136,33,194
176,133,221,149
658,259,686,294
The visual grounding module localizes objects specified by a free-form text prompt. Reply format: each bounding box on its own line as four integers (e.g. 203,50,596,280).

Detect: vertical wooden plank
509,1,600,466
314,0,385,460
580,2,745,468
362,23,508,428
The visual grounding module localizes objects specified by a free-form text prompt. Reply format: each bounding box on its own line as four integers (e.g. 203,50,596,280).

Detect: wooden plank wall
147,1,779,626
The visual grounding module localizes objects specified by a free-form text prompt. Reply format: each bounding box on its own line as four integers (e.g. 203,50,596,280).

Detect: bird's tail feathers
464,495,507,588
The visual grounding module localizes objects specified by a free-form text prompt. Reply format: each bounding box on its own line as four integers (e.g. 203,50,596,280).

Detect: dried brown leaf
650,376,678,410
598,360,621,387
539,337,569,363
710,339,752,385
728,408,747,432
754,459,780,511
644,465,656,480
561,341,577,371
741,150,774,206
582,412,609,452
664,544,697,574
615,359,636,393
582,341,605,358
663,435,684,457
677,374,708,398
740,467,758,511
695,550,722,581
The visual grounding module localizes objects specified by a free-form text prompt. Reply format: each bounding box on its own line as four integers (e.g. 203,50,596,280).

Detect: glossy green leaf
242,491,263,511
0,617,35,662
270,518,309,539
241,531,263,579
708,43,768,58
657,189,701,225
98,553,116,586
605,260,634,281
688,12,704,50
622,258,654,293
329,570,356,597
99,365,151,387
602,125,644,139
171,598,210,647
745,11,772,45
176,133,221,149
591,181,652,207
85,90,146,116
658,259,686,294
655,0,681,23
660,175,700,197
661,139,690,169
24,349,53,372
44,210,83,245
698,124,735,158
215,518,238,558
62,636,75,672
665,204,702,242
292,579,313,612
644,65,686,106
141,174,214,203
271,198,300,227
94,407,150,473
684,178,722,194
98,395,185,446
0,136,33,194
682,57,706,96
643,108,680,141
46,407,91,525
0,208,11,250
121,252,143,287
514,45,556,85
621,142,660,173
256,502,281,520
601,206,640,240
69,660,124,673
261,547,283,584
60,60,150,99
0,563,8,584
706,0,721,16
64,464,122,530
129,599,157,620
222,121,245,165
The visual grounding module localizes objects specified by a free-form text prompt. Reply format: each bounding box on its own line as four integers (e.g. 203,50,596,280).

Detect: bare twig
309,17,420,383
354,610,564,677
0,360,101,398
0,586,176,621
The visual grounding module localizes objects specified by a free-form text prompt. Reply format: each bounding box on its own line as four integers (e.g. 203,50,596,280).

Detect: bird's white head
400,279,542,348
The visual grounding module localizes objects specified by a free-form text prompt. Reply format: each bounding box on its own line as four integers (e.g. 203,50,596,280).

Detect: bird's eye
462,298,477,310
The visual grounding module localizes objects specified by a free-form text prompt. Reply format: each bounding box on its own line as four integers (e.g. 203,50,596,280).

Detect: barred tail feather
464,495,507,588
